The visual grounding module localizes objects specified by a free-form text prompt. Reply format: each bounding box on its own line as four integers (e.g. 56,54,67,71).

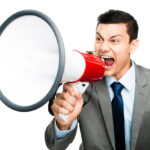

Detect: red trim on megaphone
72,50,105,83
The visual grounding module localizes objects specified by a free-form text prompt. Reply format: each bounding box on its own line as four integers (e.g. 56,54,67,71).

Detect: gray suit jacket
45,64,150,150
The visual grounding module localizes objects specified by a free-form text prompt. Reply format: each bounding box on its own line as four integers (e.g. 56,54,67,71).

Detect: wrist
54,119,77,140
56,121,71,130
56,118,77,130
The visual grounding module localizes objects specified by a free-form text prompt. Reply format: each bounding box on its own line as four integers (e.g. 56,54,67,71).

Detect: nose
100,41,110,53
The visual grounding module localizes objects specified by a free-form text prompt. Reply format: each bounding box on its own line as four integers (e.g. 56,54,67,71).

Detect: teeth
101,58,104,62
100,56,113,59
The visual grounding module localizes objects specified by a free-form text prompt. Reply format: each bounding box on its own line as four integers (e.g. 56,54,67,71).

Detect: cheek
115,49,130,66
112,46,126,61
94,43,100,53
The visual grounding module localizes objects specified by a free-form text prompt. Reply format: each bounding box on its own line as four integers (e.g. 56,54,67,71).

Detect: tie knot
111,82,124,95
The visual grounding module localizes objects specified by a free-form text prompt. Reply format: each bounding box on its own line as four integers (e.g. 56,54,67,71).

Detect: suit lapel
130,65,147,150
94,64,148,150
95,78,116,150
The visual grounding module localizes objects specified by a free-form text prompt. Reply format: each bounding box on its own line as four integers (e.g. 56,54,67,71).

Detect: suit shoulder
136,64,150,84
136,64,150,75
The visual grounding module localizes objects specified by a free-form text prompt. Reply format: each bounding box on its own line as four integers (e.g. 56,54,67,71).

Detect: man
45,10,150,150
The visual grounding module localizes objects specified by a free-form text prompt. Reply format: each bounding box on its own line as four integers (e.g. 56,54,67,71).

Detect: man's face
95,23,138,80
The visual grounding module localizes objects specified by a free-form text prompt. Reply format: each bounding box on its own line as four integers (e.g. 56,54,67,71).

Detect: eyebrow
96,32,121,39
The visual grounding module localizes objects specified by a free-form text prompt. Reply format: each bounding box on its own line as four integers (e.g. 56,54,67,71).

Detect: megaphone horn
0,9,105,113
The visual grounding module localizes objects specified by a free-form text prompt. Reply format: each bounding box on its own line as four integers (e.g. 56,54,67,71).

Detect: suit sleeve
45,83,93,150
45,119,78,150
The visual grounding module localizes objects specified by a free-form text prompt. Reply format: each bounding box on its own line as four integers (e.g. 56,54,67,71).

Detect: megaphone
0,10,105,113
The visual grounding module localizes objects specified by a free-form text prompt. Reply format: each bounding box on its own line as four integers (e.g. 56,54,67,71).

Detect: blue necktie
111,82,125,150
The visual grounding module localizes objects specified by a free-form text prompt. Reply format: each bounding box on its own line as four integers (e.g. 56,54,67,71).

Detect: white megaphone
0,10,105,113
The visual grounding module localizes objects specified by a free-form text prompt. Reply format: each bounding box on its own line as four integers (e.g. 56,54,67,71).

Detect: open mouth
100,56,114,67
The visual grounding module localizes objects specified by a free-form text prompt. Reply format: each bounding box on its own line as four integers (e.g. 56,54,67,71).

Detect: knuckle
63,83,73,92
57,107,63,113
63,84,68,92
56,93,61,98
61,100,67,107
53,99,59,106
63,92,69,99
51,104,56,113
51,104,54,110
53,98,57,103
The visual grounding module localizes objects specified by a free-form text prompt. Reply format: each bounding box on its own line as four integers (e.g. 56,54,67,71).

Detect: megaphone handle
58,82,89,122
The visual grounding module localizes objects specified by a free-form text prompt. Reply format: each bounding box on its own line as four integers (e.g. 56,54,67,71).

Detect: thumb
73,92,84,112
75,92,83,103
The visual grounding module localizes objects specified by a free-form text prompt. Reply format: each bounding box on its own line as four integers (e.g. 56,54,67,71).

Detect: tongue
105,59,114,66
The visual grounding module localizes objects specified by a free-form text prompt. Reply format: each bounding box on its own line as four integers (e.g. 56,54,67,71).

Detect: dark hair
97,9,138,42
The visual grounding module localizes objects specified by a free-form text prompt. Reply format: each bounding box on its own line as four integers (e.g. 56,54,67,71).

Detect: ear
129,39,139,54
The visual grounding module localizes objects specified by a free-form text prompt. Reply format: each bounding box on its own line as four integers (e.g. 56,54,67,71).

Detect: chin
104,72,113,77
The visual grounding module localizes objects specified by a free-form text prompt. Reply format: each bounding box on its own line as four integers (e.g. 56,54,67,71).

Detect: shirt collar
106,61,135,91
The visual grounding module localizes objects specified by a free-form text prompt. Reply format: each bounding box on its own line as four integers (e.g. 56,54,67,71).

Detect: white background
0,0,150,149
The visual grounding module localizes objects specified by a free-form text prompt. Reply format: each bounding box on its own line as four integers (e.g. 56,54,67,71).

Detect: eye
96,37,103,41
111,39,118,43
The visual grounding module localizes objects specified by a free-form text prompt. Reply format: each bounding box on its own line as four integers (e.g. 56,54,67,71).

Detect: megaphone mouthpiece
62,50,105,83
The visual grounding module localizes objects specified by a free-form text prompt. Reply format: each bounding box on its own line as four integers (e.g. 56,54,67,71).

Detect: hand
51,83,84,130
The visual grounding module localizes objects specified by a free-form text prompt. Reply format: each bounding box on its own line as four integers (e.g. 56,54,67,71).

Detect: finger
56,92,76,106
74,92,83,102
56,99,74,112
52,103,70,115
63,83,76,96
71,93,84,115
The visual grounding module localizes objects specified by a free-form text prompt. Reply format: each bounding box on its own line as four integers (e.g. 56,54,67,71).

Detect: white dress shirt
106,62,135,150
55,61,136,150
